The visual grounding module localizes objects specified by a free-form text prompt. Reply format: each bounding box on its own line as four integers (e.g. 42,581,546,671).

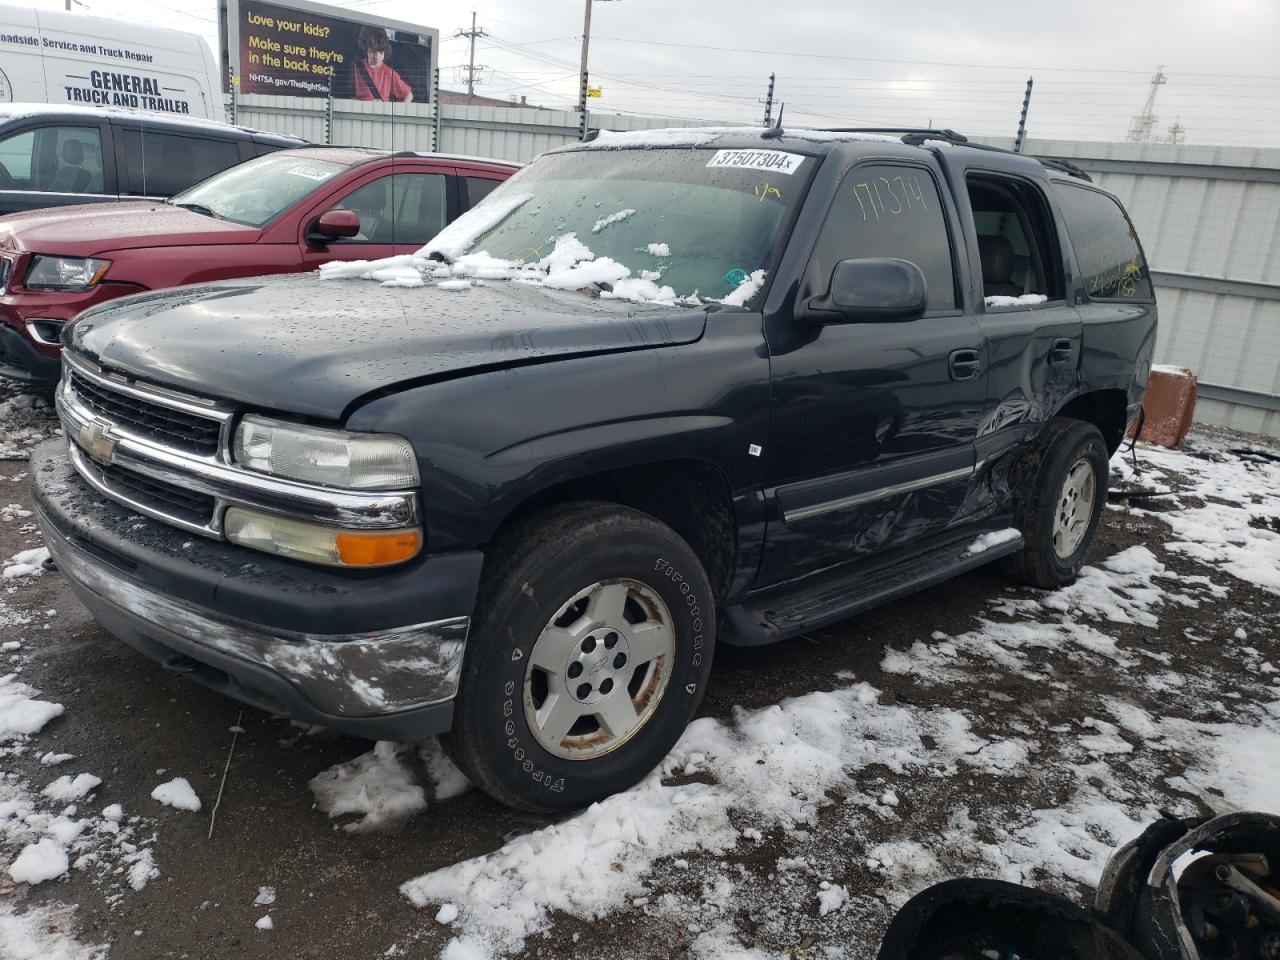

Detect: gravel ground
0,385,1276,960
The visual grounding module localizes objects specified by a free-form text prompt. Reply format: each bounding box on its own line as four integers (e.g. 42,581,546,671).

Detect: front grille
95,458,216,527
70,370,222,457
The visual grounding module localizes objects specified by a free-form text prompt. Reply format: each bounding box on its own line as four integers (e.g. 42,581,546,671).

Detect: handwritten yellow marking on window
853,174,927,221
754,182,782,202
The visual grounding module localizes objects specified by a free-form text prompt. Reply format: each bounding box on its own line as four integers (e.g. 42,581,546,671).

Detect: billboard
220,0,436,103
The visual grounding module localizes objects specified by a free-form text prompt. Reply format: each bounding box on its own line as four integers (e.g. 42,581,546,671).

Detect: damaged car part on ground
32,125,1157,812
878,812,1280,960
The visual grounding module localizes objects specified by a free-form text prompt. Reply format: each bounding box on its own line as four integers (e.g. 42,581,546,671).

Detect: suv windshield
169,153,347,227
457,147,816,301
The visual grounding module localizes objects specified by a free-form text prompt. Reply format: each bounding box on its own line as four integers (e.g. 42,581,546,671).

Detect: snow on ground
3,548,49,580
150,777,200,812
0,901,107,960
386,434,1280,959
309,740,472,832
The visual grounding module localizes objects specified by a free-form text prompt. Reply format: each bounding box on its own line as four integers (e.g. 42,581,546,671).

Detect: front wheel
442,501,715,813
1002,418,1110,589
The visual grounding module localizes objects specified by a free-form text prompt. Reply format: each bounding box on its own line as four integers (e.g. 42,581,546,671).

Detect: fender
346,309,774,583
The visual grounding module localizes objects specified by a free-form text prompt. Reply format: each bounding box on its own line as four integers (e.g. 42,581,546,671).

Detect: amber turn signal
335,529,423,567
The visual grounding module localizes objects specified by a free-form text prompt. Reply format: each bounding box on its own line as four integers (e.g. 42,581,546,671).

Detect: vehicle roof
290,146,520,171
553,125,1097,187
395,151,522,170
0,102,304,144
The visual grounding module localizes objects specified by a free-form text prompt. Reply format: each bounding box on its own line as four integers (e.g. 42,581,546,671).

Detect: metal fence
232,94,710,162
230,94,1280,437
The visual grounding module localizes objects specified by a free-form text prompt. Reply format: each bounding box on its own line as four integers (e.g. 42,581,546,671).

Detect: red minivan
0,146,517,385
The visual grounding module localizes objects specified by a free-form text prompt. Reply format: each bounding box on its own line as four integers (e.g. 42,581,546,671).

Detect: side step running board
724,521,1024,646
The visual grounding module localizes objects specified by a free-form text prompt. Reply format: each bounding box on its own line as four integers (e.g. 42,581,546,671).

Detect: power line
590,35,1280,81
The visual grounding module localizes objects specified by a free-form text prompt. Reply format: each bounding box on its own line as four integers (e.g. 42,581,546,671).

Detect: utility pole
1013,76,1033,153
577,0,617,116
452,12,489,99
760,73,775,127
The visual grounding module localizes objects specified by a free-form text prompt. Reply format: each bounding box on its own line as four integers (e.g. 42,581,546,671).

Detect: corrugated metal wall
233,95,709,161
230,97,1280,436
991,137,1280,437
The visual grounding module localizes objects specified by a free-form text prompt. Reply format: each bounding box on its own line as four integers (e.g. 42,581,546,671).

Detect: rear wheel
1002,418,1109,589
442,501,715,813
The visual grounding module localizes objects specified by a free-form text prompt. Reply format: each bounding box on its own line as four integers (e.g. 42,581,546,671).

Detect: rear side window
809,163,957,312
119,129,243,196
465,176,501,207
0,126,105,194
1053,183,1154,302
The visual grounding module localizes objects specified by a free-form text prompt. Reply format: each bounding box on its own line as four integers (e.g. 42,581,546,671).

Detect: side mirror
308,209,360,245
801,258,928,324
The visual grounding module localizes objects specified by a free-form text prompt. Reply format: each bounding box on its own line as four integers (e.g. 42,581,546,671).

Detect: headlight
25,256,111,291
233,415,419,490
224,507,422,568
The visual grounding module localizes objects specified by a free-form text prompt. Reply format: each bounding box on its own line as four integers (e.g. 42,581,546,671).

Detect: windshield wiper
167,200,220,220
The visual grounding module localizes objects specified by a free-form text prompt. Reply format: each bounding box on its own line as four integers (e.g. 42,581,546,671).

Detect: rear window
1053,182,1154,302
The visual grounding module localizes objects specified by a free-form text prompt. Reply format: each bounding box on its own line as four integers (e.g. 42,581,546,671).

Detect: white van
0,3,224,121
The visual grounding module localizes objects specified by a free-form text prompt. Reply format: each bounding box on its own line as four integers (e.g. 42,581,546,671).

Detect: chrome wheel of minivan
524,579,676,760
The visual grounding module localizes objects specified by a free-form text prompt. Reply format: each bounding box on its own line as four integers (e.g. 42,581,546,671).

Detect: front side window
331,173,447,244
0,126,104,194
119,129,243,197
1053,182,1154,302
169,153,347,227
809,163,957,312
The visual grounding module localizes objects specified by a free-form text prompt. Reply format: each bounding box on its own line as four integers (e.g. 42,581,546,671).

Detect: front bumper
32,438,485,741
0,322,61,384
0,285,126,385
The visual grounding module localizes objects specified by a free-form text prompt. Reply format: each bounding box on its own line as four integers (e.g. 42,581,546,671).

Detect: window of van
118,129,243,197
0,126,105,194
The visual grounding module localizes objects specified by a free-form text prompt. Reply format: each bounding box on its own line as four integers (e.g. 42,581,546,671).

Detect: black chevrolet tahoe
31,127,1157,812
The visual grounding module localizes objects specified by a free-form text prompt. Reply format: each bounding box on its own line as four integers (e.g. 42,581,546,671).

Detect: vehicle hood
66,272,709,420
0,202,260,256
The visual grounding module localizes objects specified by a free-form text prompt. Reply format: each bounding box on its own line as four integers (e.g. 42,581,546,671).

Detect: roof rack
1035,157,1094,182
816,127,970,145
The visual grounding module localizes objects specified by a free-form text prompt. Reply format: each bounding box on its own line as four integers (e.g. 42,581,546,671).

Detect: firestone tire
441,501,716,814
1002,417,1110,589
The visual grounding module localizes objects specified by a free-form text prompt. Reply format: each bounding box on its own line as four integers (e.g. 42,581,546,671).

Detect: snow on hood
319,228,760,308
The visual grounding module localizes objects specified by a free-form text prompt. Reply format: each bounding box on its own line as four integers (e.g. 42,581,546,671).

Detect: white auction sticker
705,149,805,176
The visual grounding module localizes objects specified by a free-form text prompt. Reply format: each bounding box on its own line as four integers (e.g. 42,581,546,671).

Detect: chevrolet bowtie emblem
78,420,117,465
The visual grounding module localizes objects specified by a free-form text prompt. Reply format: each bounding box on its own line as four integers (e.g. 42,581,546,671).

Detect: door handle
949,348,982,382
1049,338,1074,365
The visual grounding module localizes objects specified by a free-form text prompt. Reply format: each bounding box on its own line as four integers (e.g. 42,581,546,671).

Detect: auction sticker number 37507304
705,149,805,176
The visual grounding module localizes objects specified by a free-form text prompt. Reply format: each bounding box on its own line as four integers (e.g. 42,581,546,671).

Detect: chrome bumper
44,516,468,717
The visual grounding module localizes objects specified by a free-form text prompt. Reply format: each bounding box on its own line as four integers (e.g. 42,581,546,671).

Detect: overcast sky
30,0,1280,147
